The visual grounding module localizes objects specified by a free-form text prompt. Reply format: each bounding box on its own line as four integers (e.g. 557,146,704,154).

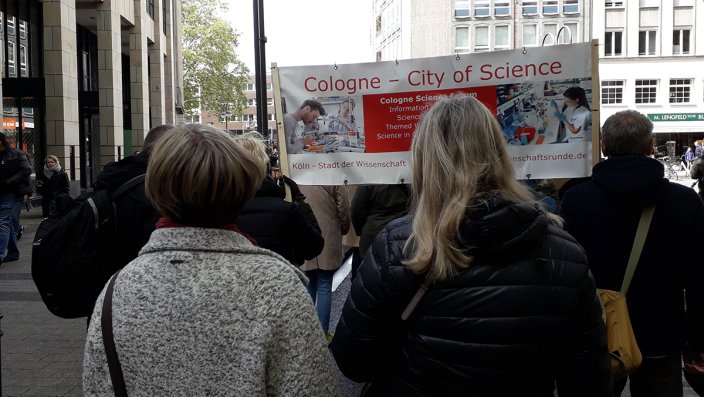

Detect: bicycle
656,156,680,180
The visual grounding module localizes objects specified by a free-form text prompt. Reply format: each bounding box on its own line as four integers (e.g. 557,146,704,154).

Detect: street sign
648,113,704,122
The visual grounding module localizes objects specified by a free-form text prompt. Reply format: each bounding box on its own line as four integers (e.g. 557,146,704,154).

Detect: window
7,16,15,36
563,0,579,13
669,78,692,103
475,0,490,17
523,24,538,46
375,15,382,35
7,41,16,77
495,1,511,16
475,26,489,52
606,1,624,7
247,98,256,106
147,0,155,20
543,23,558,45
455,0,470,17
266,83,272,90
0,40,3,78
19,44,27,77
269,113,276,121
604,31,623,56
635,80,658,104
455,27,470,53
495,25,510,50
673,29,691,55
246,83,255,91
267,98,273,105
543,0,559,14
639,30,657,55
19,20,27,40
562,23,577,43
522,1,538,14
601,81,624,104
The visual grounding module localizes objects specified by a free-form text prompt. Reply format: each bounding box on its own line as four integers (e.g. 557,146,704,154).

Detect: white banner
275,42,595,185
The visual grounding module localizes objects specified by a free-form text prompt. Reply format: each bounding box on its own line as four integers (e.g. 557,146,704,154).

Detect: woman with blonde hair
36,154,70,217
234,132,324,266
331,95,610,396
83,124,336,395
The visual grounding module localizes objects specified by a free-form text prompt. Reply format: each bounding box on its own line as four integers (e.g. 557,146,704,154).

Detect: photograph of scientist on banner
496,78,592,146
283,96,366,154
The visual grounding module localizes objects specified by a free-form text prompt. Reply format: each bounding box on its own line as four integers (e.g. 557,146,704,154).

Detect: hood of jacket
591,155,669,207
255,175,285,199
94,153,149,192
458,192,549,263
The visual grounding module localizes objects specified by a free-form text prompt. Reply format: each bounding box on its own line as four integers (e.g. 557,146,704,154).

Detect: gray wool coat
83,227,338,396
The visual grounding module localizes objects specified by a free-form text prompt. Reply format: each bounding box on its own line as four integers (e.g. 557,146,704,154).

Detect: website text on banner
274,42,594,186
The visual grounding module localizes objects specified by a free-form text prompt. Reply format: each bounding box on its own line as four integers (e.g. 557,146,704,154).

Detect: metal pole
253,0,268,136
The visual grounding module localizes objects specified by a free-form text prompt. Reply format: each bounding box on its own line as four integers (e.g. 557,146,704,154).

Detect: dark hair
300,99,326,116
0,132,7,149
562,87,590,111
143,125,174,154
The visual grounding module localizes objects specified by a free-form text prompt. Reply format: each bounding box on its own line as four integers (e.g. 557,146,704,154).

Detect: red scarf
155,217,257,244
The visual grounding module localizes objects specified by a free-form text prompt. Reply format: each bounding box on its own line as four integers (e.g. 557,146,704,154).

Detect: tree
182,0,249,120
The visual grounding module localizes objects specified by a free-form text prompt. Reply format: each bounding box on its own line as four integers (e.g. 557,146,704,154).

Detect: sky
225,0,374,72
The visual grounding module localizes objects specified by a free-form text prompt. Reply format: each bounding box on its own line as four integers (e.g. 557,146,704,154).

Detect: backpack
31,175,147,319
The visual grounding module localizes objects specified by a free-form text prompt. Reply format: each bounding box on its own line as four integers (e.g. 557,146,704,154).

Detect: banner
275,42,595,185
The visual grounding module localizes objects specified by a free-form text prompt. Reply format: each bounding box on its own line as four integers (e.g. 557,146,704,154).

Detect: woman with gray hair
83,124,337,395
331,95,610,396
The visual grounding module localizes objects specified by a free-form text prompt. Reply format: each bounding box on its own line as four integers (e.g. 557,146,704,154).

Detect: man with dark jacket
561,110,703,396
92,125,173,274
691,155,703,200
351,184,410,258
0,132,32,264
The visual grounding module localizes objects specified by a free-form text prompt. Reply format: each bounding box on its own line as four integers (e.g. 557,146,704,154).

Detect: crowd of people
0,94,702,396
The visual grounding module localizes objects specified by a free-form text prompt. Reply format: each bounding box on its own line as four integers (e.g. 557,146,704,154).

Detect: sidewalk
0,211,85,397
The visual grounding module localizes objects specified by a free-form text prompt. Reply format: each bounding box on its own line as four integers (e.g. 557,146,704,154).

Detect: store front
649,112,704,159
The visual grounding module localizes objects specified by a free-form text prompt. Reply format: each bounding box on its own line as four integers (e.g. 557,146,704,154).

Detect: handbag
101,271,128,397
598,205,654,380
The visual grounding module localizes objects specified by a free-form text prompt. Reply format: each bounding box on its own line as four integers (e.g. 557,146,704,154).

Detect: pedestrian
331,95,610,396
683,147,694,171
351,184,410,260
0,132,32,265
691,155,703,200
83,123,337,395
234,132,324,266
299,184,350,339
695,141,704,158
36,155,70,218
561,110,703,397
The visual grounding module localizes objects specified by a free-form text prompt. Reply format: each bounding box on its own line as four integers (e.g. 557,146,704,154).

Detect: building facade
0,0,184,189
373,0,590,61
593,0,703,154
197,75,277,138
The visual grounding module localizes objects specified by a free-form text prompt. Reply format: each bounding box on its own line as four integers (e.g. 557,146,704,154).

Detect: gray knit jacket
83,227,338,396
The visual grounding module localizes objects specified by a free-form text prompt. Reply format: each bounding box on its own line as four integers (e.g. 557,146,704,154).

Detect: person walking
299,184,350,339
331,95,610,396
36,155,70,218
83,124,337,395
0,133,31,265
561,110,703,397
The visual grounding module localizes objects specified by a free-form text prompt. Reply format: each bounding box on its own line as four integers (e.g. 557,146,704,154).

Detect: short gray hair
601,110,653,157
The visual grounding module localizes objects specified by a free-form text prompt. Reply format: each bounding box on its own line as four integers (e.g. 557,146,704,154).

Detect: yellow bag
598,289,642,379
597,204,654,380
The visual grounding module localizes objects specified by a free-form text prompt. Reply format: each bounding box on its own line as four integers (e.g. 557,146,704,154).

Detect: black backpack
31,175,147,318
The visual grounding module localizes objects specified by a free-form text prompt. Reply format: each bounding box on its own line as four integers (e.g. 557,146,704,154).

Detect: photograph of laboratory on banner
274,41,596,185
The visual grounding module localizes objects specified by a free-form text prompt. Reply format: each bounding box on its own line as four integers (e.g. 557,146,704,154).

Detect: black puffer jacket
236,176,324,265
0,147,32,195
332,193,610,397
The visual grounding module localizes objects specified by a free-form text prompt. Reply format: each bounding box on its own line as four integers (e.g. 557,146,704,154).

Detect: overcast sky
225,0,374,72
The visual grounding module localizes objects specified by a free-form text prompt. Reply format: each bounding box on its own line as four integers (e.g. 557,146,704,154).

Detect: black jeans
614,355,683,397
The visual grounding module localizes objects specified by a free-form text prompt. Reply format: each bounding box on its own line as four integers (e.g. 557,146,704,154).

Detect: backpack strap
620,205,656,295
112,174,146,199
401,276,432,320
101,271,128,397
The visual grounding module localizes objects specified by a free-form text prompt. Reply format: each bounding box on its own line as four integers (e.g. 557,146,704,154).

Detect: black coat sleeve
59,172,71,194
7,151,32,186
330,226,405,382
555,268,612,397
351,186,373,236
287,201,324,264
